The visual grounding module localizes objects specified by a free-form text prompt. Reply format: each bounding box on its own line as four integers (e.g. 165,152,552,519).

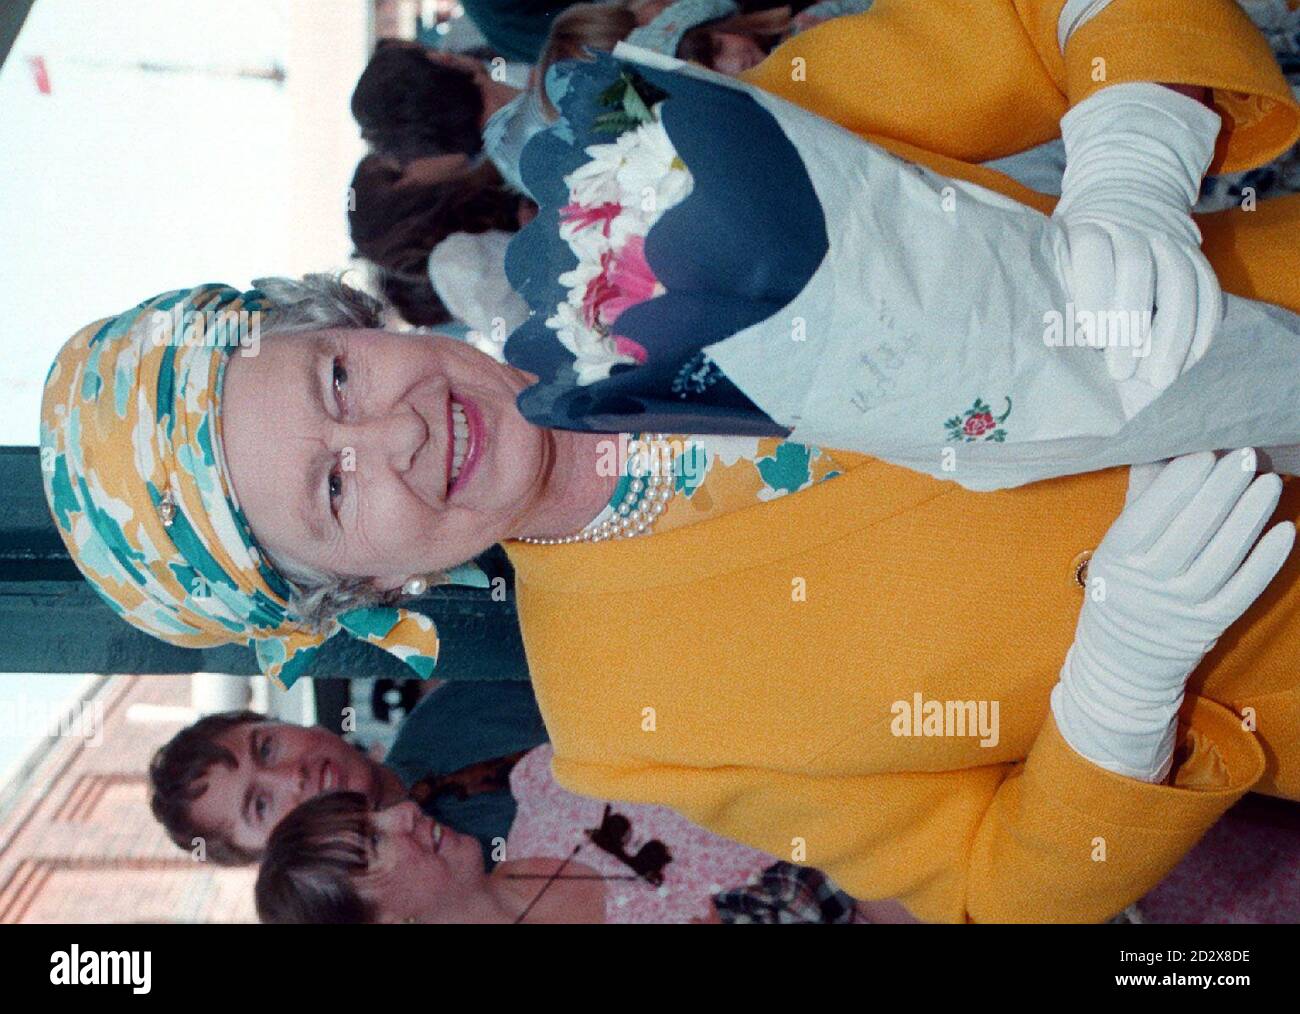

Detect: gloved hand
1053,82,1225,419
1051,449,1295,782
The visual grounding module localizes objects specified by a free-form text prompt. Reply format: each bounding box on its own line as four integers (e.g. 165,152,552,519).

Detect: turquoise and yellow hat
38,283,441,688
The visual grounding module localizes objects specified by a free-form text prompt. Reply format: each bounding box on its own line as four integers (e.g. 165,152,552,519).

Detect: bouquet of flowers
544,74,693,384
502,47,1300,490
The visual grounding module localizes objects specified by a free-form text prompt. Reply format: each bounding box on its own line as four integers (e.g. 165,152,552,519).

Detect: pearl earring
402,576,429,597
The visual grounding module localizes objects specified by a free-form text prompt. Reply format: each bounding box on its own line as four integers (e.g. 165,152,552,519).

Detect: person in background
480,5,638,194
482,0,856,193
456,0,678,62
427,230,533,362
471,0,778,197
458,0,595,62
476,0,671,193
629,0,793,74
348,37,535,197
148,679,547,867
349,3,825,183
346,152,533,350
638,0,878,76
350,39,520,161
348,4,744,199
254,744,861,924
783,0,875,36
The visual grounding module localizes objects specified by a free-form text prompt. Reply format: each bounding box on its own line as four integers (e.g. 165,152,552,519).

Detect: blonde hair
534,1,641,117
531,2,792,118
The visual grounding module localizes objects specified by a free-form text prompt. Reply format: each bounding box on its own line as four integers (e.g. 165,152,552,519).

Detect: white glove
1053,83,1225,418
1051,449,1295,782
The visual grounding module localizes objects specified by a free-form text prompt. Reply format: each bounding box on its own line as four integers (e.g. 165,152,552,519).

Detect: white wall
0,0,370,445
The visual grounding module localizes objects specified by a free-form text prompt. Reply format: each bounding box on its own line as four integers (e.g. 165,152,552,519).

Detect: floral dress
637,433,851,534
506,744,778,923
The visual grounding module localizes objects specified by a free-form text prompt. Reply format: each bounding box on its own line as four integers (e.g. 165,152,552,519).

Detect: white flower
561,117,694,249
556,256,604,309
544,300,635,385
558,217,612,267
613,119,694,227
565,139,625,206
607,204,653,249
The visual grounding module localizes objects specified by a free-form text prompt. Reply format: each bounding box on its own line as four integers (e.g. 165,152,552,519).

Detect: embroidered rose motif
945,397,1011,443
963,412,995,438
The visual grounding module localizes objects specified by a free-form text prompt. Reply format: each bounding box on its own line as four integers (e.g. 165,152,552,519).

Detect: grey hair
251,272,386,334
242,273,423,628
259,549,405,631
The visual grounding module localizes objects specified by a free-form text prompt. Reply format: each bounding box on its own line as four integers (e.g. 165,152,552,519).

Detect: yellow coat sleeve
740,0,1299,174
550,697,1265,923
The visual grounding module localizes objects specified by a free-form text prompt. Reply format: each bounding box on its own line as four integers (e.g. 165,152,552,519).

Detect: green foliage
592,71,671,135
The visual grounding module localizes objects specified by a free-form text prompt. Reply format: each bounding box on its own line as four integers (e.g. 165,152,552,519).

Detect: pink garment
1139,797,1300,923
506,744,777,923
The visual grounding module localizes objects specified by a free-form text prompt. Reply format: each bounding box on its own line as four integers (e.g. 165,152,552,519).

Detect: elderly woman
37,268,1300,925
38,1,1300,923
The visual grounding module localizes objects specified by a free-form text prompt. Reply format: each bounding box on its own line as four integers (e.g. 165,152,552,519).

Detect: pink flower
579,250,621,329
599,236,661,325
560,201,623,237
611,334,648,363
579,236,663,330
963,412,995,438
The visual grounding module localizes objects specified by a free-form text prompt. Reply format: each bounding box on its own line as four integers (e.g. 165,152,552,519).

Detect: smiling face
360,799,488,922
220,329,556,591
187,720,386,856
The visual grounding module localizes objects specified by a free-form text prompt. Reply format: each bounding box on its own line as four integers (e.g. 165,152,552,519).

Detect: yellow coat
504,0,1300,923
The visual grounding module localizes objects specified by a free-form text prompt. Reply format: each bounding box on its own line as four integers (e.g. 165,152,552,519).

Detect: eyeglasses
585,804,673,886
507,804,675,923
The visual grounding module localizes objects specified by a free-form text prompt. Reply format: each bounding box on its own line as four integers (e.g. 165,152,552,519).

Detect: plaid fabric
711,861,856,924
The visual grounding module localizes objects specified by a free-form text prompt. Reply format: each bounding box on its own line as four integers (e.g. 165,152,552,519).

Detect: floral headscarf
38,283,441,688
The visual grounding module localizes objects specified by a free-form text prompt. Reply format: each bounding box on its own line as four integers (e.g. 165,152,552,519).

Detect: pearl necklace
518,433,675,545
